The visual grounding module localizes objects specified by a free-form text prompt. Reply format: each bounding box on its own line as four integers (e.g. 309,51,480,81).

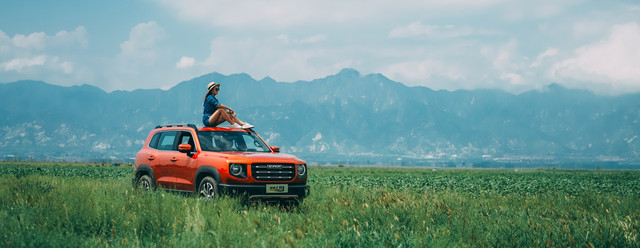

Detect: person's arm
211,96,232,112
217,104,236,116
217,104,230,110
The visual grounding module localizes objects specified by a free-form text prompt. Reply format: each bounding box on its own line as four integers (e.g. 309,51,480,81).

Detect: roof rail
155,124,198,130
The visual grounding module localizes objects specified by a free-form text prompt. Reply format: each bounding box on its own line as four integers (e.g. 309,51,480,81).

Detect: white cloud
202,36,336,82
487,39,521,71
501,0,581,21
389,22,498,38
381,59,465,86
572,20,609,40
53,26,89,48
61,61,73,74
12,32,46,50
176,56,195,69
499,72,524,85
551,22,640,94
472,40,554,92
50,56,74,74
0,30,8,40
530,48,558,68
0,32,10,54
2,0,635,96
277,34,327,44
7,26,87,51
296,34,327,44
203,37,253,70
119,21,165,59
157,0,507,29
0,26,87,77
1,55,75,75
267,49,336,81
276,34,289,43
1,56,46,71
158,0,335,28
389,22,437,38
149,0,629,95
107,21,175,91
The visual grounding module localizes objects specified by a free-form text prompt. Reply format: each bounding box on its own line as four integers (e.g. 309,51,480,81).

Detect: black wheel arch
135,164,156,183
195,166,222,192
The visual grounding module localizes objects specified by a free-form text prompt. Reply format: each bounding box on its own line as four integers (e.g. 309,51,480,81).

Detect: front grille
251,163,295,181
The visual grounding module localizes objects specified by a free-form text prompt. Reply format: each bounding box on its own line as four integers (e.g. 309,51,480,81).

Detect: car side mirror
270,146,280,153
178,144,192,154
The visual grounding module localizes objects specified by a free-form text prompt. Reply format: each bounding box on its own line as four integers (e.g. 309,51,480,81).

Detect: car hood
200,151,305,163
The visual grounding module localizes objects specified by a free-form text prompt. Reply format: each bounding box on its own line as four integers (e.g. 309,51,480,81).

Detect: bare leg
230,115,246,125
208,109,235,126
226,109,246,125
211,114,226,126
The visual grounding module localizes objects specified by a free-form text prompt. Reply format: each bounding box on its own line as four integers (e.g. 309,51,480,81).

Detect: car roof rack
155,123,198,130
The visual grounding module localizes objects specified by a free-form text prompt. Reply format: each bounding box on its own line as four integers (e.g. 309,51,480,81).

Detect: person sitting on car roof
202,82,254,129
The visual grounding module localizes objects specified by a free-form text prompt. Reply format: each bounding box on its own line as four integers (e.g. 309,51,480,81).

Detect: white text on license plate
266,184,288,193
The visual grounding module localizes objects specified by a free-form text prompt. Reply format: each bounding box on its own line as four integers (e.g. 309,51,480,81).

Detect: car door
172,131,198,191
141,132,162,184
154,131,179,189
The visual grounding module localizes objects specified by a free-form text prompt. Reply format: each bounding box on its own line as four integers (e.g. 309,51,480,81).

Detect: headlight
229,163,247,178
297,164,307,177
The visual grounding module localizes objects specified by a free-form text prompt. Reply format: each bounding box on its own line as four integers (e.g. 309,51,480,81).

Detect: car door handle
148,155,156,160
171,157,178,162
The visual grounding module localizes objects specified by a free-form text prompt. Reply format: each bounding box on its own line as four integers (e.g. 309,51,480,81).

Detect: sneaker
229,123,242,129
241,123,254,129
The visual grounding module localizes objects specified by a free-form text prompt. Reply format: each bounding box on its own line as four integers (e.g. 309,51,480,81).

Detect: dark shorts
203,115,212,127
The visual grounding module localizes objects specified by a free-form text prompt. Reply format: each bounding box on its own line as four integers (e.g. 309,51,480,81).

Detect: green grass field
1,163,639,247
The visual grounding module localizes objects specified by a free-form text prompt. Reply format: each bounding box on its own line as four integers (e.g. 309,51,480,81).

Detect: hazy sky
1,0,639,94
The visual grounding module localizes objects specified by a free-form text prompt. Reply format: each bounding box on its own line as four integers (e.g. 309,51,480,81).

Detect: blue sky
1,0,639,95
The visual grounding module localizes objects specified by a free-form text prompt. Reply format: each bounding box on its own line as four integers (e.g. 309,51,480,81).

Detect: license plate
266,184,288,193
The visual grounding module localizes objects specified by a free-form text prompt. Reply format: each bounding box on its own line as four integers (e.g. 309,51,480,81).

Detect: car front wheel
137,175,155,191
198,176,218,199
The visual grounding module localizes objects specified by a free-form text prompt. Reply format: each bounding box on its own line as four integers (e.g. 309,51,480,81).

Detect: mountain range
1,69,639,166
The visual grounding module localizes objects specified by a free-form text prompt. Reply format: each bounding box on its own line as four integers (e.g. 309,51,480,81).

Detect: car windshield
197,131,271,152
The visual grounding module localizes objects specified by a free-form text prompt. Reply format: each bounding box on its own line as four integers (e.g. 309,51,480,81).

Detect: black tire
198,176,218,199
137,175,154,191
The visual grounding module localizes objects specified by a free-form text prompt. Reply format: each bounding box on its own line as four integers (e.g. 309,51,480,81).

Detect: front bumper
218,183,310,200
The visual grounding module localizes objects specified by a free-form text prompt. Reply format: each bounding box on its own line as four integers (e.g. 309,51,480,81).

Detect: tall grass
1,164,639,247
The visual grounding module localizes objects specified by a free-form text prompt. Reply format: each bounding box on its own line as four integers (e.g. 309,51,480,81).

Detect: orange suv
133,124,309,202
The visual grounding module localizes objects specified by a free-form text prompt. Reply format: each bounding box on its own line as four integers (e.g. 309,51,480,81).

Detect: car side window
157,131,178,151
178,131,195,151
149,133,161,149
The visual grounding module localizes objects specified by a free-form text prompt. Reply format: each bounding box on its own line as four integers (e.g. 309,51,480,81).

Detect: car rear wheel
198,176,218,199
137,175,154,191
